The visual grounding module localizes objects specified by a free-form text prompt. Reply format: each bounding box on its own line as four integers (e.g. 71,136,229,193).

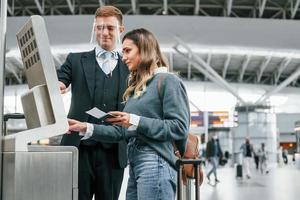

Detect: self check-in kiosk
2,15,78,200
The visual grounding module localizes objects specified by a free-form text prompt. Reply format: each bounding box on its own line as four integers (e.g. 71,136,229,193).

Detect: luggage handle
3,113,25,122
3,113,25,136
176,159,202,200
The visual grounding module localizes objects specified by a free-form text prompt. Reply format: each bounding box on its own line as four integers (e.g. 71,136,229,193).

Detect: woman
68,28,190,200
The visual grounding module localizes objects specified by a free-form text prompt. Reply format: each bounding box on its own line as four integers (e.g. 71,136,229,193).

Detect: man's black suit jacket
57,49,129,168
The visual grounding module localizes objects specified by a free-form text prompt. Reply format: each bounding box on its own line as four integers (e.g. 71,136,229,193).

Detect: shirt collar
154,67,168,74
95,45,119,59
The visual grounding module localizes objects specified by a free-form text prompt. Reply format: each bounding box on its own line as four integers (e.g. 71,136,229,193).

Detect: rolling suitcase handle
3,113,25,136
176,159,202,200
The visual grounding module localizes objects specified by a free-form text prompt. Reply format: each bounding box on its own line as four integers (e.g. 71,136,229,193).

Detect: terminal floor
118,164,300,200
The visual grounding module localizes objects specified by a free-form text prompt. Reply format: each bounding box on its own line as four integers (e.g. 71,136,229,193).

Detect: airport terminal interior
1,0,300,200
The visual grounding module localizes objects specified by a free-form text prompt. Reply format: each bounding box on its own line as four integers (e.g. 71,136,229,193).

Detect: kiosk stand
2,16,78,200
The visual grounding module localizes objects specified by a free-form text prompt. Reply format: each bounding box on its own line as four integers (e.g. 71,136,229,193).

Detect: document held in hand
85,107,116,122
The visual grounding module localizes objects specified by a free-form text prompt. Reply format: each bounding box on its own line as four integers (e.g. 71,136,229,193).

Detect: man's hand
68,119,87,133
59,81,67,94
106,111,131,128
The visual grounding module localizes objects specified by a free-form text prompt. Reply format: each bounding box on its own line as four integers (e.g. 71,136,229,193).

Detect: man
206,134,223,183
57,6,129,200
240,138,254,179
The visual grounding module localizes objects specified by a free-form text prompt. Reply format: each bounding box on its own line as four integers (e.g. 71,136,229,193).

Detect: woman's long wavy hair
122,28,169,101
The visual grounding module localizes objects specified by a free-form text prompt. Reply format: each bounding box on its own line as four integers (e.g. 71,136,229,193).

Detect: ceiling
6,0,300,19
3,0,300,92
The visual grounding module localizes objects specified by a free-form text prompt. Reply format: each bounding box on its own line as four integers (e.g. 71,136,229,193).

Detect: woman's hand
105,111,132,128
68,119,87,133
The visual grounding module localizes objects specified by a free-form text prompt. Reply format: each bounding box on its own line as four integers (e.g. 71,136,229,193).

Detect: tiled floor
119,163,300,200
198,164,300,200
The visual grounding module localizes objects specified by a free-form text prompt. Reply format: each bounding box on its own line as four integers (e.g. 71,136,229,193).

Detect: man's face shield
90,17,124,51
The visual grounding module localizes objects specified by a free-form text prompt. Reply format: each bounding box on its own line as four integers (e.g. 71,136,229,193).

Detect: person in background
206,134,223,183
253,146,260,170
277,146,283,167
57,6,128,200
258,143,269,174
67,28,191,200
292,151,296,164
282,148,289,164
199,133,207,166
240,138,254,179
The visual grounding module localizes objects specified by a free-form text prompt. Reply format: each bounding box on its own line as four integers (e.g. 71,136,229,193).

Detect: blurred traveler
253,146,260,170
199,133,207,166
292,151,296,164
277,146,283,166
240,138,254,179
258,143,269,174
206,134,223,183
282,148,289,164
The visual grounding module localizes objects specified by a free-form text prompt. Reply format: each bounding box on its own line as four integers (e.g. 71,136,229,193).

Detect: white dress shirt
95,45,118,75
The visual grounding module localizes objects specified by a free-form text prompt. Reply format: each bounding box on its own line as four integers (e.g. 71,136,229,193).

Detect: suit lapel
81,50,96,100
117,55,129,110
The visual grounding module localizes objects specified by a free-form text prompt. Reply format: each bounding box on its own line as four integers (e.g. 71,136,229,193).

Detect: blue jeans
126,142,177,200
207,156,219,179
